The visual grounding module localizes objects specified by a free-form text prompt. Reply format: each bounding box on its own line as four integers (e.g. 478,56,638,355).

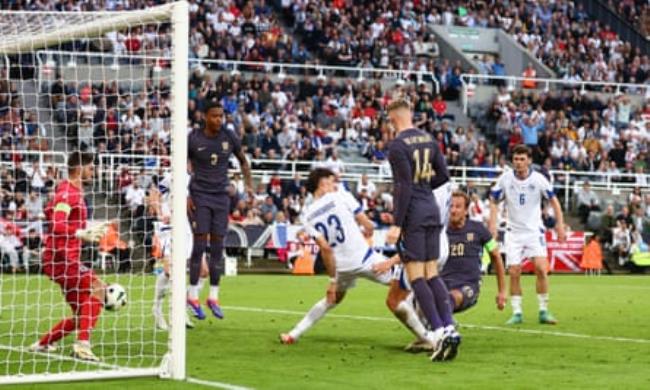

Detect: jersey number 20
315,215,346,248
412,148,434,184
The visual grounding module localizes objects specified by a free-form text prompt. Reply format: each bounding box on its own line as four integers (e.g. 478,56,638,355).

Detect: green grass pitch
3,273,650,389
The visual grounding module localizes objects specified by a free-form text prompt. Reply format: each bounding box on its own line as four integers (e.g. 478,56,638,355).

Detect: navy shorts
188,192,230,236
399,225,442,262
449,283,480,313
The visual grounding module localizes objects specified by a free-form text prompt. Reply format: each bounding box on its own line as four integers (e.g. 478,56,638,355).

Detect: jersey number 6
315,215,346,248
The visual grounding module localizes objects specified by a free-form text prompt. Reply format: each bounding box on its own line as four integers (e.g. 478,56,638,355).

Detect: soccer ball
105,283,127,311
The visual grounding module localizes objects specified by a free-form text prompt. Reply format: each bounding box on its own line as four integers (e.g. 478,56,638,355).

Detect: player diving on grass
151,170,209,330
384,98,459,361
186,99,252,320
375,190,507,354
30,152,113,362
279,168,394,344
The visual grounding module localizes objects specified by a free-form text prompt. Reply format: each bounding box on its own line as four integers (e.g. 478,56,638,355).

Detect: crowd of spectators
605,0,649,37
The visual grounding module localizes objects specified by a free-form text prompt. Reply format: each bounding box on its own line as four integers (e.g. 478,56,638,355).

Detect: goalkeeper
30,152,112,362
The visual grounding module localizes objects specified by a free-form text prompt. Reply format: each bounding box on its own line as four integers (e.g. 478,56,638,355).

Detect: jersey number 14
413,148,434,184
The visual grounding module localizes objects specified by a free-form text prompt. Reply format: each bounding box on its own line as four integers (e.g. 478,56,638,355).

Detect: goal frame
0,0,188,384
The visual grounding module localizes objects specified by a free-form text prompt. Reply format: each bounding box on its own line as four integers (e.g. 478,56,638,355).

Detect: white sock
154,273,170,313
511,295,523,315
197,277,207,294
537,293,549,312
209,285,220,301
395,300,428,341
188,285,199,301
288,298,335,340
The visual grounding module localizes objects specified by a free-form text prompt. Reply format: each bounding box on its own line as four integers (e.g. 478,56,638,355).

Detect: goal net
0,2,188,384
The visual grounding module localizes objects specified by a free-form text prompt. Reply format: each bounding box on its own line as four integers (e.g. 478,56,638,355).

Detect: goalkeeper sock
77,296,103,342
208,236,224,286
289,298,335,340
395,300,428,341
39,317,76,346
154,272,170,312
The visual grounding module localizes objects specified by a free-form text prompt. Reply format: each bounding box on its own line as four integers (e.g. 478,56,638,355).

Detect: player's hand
371,260,393,275
556,224,567,243
496,292,507,311
326,281,337,304
187,196,195,216
385,225,401,245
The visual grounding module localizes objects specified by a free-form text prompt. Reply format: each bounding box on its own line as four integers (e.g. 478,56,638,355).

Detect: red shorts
43,262,97,313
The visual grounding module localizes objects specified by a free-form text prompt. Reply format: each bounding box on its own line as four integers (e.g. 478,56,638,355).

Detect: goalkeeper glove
75,221,111,243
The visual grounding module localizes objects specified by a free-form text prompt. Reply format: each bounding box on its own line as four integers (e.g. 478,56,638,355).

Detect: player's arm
488,180,504,239
485,239,507,310
371,253,401,275
429,142,450,190
50,201,79,236
549,196,566,242
386,141,412,244
313,235,338,304
354,210,374,238
232,130,253,193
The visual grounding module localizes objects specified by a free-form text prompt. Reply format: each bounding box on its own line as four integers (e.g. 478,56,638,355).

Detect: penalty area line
223,305,650,345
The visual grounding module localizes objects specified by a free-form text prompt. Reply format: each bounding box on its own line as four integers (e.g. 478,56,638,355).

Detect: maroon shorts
43,262,97,313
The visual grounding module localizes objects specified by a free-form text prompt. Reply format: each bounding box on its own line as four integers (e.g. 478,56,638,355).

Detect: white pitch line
187,376,254,390
223,305,650,345
0,343,123,370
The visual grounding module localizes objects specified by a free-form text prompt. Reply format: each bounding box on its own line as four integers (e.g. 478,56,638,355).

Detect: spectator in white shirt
356,173,376,199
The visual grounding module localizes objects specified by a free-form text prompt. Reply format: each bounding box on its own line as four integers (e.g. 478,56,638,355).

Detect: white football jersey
301,191,370,272
157,171,192,253
433,181,453,228
491,170,554,235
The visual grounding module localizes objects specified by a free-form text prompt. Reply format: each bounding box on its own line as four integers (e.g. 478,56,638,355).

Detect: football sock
209,286,220,301
154,272,170,312
188,285,199,301
208,236,224,286
395,300,428,341
198,277,207,294
537,293,549,312
410,278,443,330
189,238,207,285
428,276,454,327
39,317,75,346
289,298,335,340
511,295,523,315
77,296,102,342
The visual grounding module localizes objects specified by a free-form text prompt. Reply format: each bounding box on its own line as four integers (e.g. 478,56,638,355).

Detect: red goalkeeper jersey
43,180,87,265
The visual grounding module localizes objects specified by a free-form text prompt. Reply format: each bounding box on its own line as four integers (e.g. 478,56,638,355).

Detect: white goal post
0,1,187,384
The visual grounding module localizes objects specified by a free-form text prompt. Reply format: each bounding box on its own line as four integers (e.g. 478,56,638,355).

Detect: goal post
0,1,187,384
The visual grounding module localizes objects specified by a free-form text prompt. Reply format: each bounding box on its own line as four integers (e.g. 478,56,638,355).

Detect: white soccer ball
105,283,127,311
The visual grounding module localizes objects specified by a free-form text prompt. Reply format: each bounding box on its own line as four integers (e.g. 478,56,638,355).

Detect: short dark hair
306,168,335,194
512,144,532,157
204,98,223,113
451,191,470,209
68,151,94,169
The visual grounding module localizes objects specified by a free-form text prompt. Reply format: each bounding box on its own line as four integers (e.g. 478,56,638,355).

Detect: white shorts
161,229,193,259
504,231,547,267
436,227,449,270
336,250,393,292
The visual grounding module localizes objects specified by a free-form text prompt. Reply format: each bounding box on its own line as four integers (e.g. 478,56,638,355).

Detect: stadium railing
95,153,649,210
36,50,440,93
459,73,649,114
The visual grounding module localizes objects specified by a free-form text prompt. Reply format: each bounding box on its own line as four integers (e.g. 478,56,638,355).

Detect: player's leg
205,196,229,319
449,284,480,314
505,233,524,324
533,256,557,324
281,275,351,344
187,197,210,320
385,278,432,353
153,257,171,330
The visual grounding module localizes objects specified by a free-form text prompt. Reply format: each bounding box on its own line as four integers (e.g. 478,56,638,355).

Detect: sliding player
30,152,112,362
377,191,507,355
279,168,397,344
187,100,252,319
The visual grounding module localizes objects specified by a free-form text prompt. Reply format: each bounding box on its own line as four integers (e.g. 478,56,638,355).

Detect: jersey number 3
412,148,434,184
315,215,345,248
211,153,218,165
